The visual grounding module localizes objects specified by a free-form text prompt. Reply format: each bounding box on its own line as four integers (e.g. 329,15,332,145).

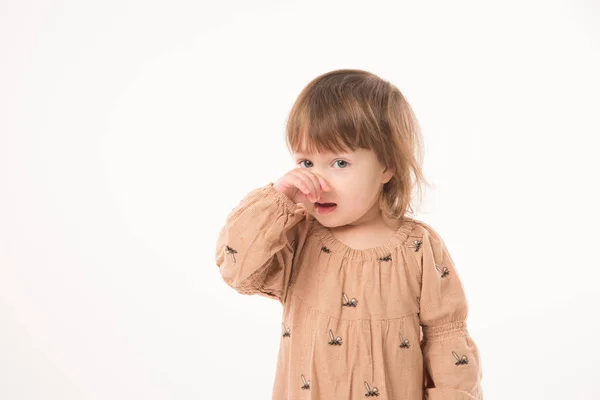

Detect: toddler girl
215,69,483,399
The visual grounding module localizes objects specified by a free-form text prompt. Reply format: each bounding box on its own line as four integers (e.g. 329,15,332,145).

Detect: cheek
342,176,380,203
339,184,373,207
330,172,379,201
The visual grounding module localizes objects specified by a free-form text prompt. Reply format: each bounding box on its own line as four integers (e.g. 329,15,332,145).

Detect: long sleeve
417,223,484,400
215,182,311,305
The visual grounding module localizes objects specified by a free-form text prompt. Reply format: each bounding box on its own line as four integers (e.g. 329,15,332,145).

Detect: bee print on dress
328,329,343,346
364,381,379,397
224,245,237,263
453,351,469,365
408,239,423,252
321,246,331,253
435,263,450,278
342,292,358,307
301,374,310,390
378,253,392,262
398,332,410,348
281,323,290,338
416,296,428,328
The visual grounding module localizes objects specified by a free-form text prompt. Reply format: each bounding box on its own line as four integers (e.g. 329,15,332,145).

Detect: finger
300,170,322,202
315,174,331,192
289,171,315,202
294,171,319,202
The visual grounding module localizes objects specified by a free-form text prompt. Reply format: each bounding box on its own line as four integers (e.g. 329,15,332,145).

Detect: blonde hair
285,69,430,224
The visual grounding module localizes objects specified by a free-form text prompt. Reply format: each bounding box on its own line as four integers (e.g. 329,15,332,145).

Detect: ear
382,166,394,185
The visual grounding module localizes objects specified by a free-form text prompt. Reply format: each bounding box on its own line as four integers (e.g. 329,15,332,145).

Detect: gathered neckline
310,216,417,261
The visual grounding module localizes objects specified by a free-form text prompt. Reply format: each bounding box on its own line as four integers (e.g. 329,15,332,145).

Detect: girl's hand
273,169,331,204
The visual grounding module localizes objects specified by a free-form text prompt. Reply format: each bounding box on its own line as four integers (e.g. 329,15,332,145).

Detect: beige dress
215,182,484,400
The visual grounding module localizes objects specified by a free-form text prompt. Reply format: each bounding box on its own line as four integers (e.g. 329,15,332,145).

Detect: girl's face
293,147,393,228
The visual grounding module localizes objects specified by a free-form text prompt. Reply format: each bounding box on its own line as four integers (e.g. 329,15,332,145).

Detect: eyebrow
295,151,352,157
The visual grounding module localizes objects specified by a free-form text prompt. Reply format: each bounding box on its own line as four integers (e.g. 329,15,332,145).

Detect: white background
1,0,599,399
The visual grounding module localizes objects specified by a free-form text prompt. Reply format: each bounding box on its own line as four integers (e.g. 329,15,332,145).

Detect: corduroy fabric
215,182,483,399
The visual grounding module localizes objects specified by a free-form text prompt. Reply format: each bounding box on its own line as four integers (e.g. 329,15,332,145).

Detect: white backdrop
1,0,599,399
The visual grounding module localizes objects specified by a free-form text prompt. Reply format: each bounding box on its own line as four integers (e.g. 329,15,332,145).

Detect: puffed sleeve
215,182,311,305
417,222,484,400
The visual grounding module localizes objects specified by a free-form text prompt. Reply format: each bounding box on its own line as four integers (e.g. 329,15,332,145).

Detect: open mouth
315,202,336,207
315,202,337,214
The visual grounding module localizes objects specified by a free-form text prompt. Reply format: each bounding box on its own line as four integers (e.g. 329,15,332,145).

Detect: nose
318,176,333,195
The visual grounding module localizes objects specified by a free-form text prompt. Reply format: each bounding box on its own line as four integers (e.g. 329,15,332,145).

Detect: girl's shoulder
404,217,447,245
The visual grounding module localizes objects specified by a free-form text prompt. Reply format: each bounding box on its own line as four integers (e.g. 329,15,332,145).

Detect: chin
313,216,342,228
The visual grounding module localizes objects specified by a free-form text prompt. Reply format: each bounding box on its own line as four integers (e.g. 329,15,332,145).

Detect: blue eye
298,159,349,168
